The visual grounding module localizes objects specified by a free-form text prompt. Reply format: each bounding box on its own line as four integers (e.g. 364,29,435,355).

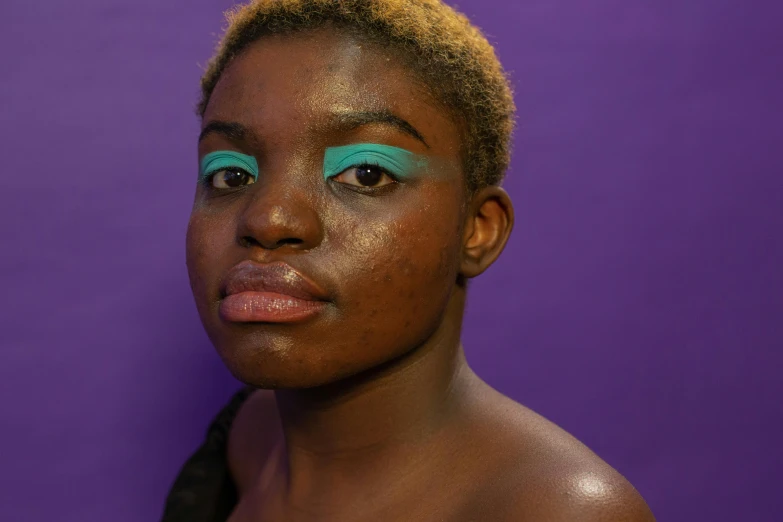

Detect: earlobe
460,186,514,278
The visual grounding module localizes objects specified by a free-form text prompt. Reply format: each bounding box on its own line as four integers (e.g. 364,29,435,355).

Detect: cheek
330,192,463,346
185,210,234,302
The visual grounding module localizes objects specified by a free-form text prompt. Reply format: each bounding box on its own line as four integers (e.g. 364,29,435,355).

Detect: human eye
330,163,397,189
207,168,257,189
199,151,259,190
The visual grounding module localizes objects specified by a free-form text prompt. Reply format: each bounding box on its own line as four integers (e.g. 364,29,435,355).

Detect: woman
163,0,655,520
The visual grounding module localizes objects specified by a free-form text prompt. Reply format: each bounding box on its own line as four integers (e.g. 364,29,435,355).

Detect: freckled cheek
336,203,461,325
185,211,235,300
393,222,460,304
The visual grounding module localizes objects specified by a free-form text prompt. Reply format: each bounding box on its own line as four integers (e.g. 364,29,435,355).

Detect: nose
236,175,323,252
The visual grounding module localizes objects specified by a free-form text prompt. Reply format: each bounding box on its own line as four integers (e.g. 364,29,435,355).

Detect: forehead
202,27,461,155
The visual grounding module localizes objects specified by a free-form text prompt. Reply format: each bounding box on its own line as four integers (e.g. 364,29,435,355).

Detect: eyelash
198,162,399,192
346,161,398,180
199,167,255,189
329,164,401,198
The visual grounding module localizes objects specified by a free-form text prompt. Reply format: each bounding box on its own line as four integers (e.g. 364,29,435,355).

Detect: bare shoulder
498,467,656,522
226,388,283,493
463,389,655,521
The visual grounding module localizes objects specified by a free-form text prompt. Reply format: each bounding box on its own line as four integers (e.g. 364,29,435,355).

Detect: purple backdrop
2,0,781,520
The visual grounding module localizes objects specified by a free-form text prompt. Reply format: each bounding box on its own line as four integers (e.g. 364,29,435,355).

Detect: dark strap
160,386,255,522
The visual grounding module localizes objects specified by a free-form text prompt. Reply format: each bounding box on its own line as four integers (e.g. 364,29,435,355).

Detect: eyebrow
198,110,429,148
332,110,429,148
198,121,249,143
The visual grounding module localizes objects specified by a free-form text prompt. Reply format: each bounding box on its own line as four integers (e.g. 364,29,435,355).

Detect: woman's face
187,28,468,388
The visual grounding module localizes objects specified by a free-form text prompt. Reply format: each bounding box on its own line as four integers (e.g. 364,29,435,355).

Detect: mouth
219,260,329,323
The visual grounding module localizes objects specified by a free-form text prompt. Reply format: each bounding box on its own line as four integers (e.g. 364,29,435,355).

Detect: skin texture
186,27,655,522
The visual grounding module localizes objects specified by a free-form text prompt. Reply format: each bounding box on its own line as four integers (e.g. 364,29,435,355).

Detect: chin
208,328,397,390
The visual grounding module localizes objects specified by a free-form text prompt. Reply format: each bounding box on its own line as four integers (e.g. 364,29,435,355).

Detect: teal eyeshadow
199,151,259,182
323,143,428,181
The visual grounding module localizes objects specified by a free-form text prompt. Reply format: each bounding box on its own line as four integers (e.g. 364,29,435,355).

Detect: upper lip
221,260,329,301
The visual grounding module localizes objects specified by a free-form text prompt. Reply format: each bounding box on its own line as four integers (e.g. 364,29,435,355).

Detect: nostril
239,236,261,249
239,236,304,249
276,238,303,247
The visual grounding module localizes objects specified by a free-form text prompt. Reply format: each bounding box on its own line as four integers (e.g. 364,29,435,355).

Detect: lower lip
219,292,327,323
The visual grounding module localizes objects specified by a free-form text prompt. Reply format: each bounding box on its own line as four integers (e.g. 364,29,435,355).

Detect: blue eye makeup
199,151,259,183
323,144,428,181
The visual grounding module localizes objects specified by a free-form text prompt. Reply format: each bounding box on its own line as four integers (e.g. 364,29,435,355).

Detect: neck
271,286,476,500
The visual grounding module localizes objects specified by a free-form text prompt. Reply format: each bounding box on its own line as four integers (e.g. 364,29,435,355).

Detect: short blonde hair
198,0,516,191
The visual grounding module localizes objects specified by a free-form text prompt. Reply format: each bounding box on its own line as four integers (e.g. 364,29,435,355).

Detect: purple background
2,0,781,520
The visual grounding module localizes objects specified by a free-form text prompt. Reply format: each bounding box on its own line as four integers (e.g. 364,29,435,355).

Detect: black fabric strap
160,386,255,522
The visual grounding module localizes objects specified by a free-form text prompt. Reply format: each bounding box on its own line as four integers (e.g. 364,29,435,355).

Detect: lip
219,260,329,323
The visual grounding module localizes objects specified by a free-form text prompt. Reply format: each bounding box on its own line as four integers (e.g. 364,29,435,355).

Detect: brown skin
187,27,655,522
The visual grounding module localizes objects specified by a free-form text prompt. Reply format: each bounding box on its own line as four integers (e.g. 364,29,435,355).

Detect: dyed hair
198,0,515,191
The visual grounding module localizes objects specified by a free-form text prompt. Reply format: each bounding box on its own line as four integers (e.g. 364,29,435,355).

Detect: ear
460,186,514,279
